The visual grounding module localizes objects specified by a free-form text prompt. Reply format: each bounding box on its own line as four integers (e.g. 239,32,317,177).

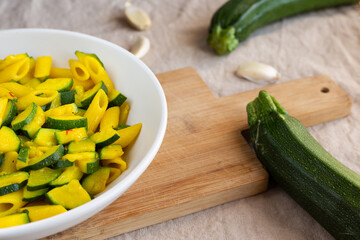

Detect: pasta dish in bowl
0,28,167,240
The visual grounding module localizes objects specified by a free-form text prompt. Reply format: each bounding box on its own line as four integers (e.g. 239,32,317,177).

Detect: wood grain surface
46,67,351,239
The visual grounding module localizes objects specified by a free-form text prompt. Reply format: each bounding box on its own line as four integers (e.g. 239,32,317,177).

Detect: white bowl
0,28,167,240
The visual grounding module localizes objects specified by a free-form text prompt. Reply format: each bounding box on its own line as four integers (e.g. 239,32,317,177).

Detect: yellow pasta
0,57,30,83
84,89,108,135
0,151,18,174
0,87,16,100
18,57,36,85
119,102,130,125
101,157,127,172
79,55,115,93
0,53,28,71
49,67,72,78
16,89,58,110
0,189,26,217
34,56,52,78
0,98,8,126
72,77,94,91
69,59,90,81
0,82,33,98
99,106,120,131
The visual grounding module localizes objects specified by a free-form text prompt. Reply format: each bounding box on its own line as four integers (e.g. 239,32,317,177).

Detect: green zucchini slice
35,78,73,92
50,166,83,187
90,129,120,148
0,212,30,228
16,147,30,170
0,171,29,196
0,126,21,153
19,205,67,222
108,89,127,108
46,179,91,209
27,167,62,191
51,159,75,169
54,127,88,145
76,158,100,174
33,128,59,147
44,93,61,111
82,167,110,195
1,99,17,127
99,144,124,160
46,115,87,130
21,105,46,139
80,81,108,109
67,138,96,154
22,187,49,202
60,90,76,105
20,145,65,171
11,102,37,131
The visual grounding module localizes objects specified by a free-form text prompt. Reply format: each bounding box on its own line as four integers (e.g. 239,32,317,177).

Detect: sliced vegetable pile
0,52,142,228
247,90,360,239
207,0,360,55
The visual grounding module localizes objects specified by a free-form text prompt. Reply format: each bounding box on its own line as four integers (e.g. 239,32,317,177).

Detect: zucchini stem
207,25,239,55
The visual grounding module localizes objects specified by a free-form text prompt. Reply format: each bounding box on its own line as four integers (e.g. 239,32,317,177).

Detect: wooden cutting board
46,67,351,239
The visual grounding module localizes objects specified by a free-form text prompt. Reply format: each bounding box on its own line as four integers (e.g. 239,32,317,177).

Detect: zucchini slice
99,144,124,160
21,105,46,139
16,147,30,170
1,99,17,127
76,158,100,174
45,103,79,118
114,123,142,148
81,167,110,195
80,81,108,109
20,145,65,171
22,187,49,202
46,179,91,209
33,128,59,147
62,151,98,162
67,138,96,154
108,89,127,108
44,93,61,111
11,102,37,131
0,171,29,196
51,159,75,169
75,51,104,68
90,129,120,148
0,212,30,228
50,166,83,187
35,78,73,92
19,205,67,222
55,127,88,145
60,90,76,105
46,115,87,130
0,126,21,152
27,167,62,191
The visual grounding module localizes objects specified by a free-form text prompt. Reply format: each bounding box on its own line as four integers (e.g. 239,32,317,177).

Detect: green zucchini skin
246,91,360,239
207,0,360,55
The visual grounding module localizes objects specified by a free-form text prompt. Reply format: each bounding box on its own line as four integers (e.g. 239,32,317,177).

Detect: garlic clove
130,36,150,58
235,62,280,84
124,1,151,31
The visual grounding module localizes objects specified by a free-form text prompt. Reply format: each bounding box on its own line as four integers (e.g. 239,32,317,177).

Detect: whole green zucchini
207,0,359,55
246,90,360,239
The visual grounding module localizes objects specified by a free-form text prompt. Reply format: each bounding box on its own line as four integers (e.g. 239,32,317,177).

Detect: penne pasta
84,89,108,135
0,189,27,217
99,106,120,131
34,56,52,78
49,67,72,78
0,57,30,83
16,89,58,110
69,59,90,81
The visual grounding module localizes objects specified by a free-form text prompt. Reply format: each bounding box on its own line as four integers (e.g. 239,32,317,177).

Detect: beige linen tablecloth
1,1,359,239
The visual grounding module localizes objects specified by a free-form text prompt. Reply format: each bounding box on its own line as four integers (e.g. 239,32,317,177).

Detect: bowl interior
0,28,167,239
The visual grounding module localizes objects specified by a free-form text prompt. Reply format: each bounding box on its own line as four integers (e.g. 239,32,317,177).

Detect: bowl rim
0,28,168,238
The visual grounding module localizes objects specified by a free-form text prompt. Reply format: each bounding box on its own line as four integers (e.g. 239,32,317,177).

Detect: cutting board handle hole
321,87,330,93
